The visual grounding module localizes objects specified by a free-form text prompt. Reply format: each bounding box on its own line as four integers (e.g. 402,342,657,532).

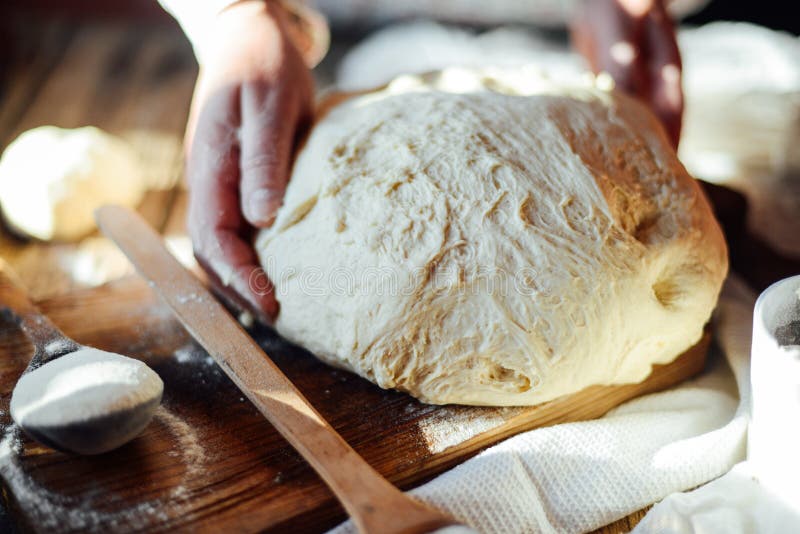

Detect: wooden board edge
393,329,711,489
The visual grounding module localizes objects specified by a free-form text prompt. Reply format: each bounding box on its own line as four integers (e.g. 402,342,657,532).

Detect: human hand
185,0,314,323
571,0,683,148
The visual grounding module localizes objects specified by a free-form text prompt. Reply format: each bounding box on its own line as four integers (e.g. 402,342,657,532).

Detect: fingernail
247,189,282,226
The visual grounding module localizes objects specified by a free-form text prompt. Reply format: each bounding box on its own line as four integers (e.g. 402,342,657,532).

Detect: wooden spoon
0,259,163,455
95,205,464,534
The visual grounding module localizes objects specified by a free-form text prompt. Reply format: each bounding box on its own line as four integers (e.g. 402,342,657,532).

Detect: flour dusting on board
44,339,72,356
419,406,524,454
0,406,207,530
156,406,207,478
173,343,216,367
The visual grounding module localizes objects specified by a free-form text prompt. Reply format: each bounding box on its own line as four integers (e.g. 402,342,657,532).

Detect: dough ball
256,67,728,406
0,126,145,241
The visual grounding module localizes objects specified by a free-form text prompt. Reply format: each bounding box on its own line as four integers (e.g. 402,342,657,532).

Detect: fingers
182,3,315,324
571,0,648,96
239,81,295,228
194,232,279,324
187,86,279,322
239,59,314,229
644,4,683,148
571,0,683,148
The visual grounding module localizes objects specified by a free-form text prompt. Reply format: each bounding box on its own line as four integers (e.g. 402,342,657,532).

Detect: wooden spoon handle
95,205,455,534
0,259,78,365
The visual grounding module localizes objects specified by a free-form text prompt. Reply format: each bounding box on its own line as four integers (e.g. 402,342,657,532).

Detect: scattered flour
419,406,524,454
173,344,216,367
1,425,172,531
0,405,208,531
43,339,74,357
154,406,207,479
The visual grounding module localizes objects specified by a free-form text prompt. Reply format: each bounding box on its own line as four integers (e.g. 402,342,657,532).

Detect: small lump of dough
0,126,145,241
257,66,728,406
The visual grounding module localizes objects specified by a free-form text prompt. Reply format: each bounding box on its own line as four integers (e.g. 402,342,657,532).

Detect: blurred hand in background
572,0,683,147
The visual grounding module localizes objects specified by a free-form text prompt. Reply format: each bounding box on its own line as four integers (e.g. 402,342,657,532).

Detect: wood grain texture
0,273,709,533
592,508,651,534
96,205,459,534
0,260,81,365
0,14,194,301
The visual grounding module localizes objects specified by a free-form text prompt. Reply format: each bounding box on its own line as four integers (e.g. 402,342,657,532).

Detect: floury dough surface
256,67,728,406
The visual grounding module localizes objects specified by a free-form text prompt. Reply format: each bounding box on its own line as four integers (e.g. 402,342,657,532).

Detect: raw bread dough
256,67,728,406
0,126,145,241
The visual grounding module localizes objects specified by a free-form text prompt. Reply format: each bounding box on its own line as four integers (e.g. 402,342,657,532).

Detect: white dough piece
0,126,145,241
257,67,727,406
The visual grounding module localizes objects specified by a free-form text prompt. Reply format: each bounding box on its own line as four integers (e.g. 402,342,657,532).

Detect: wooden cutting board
0,273,710,533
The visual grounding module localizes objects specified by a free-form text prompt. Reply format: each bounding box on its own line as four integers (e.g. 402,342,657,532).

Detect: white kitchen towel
637,275,800,534
633,462,800,534
331,276,757,533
